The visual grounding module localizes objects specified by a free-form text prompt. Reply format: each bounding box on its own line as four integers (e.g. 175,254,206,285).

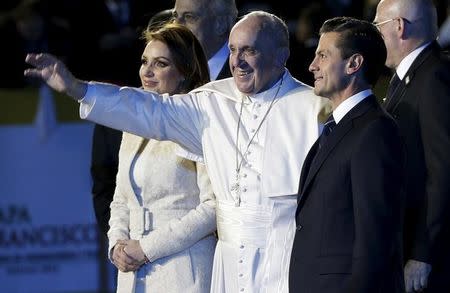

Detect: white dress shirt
396,42,431,80
208,43,229,80
333,89,373,123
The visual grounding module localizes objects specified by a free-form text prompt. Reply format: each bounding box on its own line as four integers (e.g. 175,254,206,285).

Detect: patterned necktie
318,115,336,149
385,72,401,102
307,115,336,174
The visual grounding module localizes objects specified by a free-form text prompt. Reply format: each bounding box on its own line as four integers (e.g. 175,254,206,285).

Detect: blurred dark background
1,0,448,90
0,1,448,292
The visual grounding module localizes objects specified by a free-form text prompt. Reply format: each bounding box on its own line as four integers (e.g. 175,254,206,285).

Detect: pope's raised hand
24,53,87,100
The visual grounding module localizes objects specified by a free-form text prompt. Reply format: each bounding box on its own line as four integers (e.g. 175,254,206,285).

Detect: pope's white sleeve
80,82,205,156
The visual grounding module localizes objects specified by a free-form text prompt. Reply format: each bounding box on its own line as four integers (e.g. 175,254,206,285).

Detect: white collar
245,70,288,104
396,42,431,80
208,43,229,80
333,89,372,124
192,69,300,104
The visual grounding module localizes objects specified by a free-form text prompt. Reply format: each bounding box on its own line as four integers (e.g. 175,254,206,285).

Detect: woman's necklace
230,77,284,207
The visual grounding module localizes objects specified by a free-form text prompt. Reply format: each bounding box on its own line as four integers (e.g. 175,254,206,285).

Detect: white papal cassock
79,70,330,293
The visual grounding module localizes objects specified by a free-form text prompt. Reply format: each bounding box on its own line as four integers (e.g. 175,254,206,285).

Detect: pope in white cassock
25,11,330,293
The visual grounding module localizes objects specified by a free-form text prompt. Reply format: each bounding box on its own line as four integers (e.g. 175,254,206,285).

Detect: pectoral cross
230,172,241,207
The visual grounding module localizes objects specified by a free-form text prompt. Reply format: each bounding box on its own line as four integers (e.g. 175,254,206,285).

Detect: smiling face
228,17,284,95
139,40,184,95
309,32,349,100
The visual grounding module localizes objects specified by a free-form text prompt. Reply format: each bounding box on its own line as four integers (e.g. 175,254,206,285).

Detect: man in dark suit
91,125,122,234
289,17,405,293
374,0,450,292
173,0,237,80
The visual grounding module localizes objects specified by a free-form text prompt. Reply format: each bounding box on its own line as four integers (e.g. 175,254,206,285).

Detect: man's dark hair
320,17,387,86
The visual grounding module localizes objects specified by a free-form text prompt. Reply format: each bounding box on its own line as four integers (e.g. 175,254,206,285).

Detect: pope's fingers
24,53,38,64
404,275,413,292
25,53,57,68
24,68,40,78
412,275,422,292
25,53,45,67
420,273,428,289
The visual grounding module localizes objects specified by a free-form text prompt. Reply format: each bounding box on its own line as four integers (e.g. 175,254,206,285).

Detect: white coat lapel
119,133,149,205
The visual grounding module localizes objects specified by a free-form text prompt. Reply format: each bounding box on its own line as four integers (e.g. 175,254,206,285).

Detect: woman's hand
122,239,149,266
111,240,144,272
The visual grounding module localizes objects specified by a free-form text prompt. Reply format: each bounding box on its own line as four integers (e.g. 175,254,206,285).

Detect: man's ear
346,53,363,75
397,17,408,39
275,47,290,67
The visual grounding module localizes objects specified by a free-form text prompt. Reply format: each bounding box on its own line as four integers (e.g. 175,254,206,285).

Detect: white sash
216,200,272,248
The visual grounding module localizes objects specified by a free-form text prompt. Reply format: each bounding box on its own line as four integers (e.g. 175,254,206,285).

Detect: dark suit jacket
289,96,405,293
384,41,450,291
215,56,231,80
91,124,122,235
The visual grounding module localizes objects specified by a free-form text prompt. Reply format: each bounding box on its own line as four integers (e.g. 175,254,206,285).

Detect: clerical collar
245,70,287,104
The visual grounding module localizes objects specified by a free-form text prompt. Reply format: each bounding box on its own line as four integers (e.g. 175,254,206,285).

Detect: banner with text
0,123,106,293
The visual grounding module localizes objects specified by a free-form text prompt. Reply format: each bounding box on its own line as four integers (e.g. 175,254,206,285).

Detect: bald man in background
374,0,450,292
173,0,237,80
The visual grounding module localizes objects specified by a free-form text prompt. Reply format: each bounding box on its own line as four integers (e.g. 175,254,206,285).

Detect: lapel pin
405,75,410,85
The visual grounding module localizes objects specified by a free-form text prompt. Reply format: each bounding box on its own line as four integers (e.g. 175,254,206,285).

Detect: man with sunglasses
374,0,450,292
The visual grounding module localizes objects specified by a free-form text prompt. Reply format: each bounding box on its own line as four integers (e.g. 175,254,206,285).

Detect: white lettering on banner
0,223,97,247
0,123,112,293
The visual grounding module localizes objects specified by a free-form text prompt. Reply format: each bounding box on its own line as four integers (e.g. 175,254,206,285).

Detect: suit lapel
384,77,407,112
300,120,352,196
385,41,439,112
298,96,376,205
216,57,232,80
298,140,319,199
